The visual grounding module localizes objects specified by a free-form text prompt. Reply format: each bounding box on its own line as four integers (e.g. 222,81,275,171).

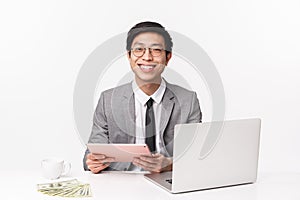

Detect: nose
142,48,153,61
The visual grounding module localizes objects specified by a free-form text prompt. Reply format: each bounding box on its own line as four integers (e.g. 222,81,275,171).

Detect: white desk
1,170,300,200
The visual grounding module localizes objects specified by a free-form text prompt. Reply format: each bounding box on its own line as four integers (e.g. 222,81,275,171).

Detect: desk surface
1,170,300,200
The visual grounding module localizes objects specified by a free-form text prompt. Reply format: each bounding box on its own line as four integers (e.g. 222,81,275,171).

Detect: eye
134,47,144,52
152,48,162,53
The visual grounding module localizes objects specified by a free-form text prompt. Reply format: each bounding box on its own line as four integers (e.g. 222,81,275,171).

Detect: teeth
140,65,154,69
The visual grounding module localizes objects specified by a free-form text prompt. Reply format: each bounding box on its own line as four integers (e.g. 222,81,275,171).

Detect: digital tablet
87,143,151,162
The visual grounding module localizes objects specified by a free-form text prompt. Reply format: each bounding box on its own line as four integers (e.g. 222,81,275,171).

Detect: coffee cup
41,158,71,179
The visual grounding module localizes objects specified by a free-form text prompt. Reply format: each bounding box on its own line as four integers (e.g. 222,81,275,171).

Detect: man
83,21,202,173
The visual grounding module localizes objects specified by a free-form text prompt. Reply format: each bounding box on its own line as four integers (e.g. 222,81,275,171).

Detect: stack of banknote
37,179,92,197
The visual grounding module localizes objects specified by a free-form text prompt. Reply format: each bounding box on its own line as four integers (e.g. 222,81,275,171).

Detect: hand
86,153,115,174
132,153,172,173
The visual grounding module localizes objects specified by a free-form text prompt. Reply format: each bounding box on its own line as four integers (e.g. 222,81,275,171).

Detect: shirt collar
132,78,166,106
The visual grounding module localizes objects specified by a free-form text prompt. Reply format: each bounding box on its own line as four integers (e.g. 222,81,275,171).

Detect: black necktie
145,98,156,153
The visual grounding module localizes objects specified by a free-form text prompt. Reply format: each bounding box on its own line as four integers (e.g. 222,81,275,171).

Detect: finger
86,155,112,164
90,168,101,174
140,154,163,163
88,163,110,173
87,158,114,167
133,158,157,169
133,161,158,172
139,156,159,163
90,165,108,174
92,154,106,160
140,153,161,159
151,153,161,157
87,153,103,161
89,163,110,169
87,153,96,159
99,157,115,163
86,159,102,166
93,155,115,163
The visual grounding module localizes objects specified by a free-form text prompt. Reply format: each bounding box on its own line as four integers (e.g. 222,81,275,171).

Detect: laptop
144,118,261,193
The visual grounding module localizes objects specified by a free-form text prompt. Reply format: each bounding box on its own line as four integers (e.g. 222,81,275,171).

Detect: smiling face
127,32,172,87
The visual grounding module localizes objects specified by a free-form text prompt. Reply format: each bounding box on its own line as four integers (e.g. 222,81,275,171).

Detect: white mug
41,158,71,179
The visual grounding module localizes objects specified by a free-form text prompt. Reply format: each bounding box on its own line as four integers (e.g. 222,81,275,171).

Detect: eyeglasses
131,47,165,57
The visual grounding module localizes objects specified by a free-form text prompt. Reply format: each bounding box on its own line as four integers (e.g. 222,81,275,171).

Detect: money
37,179,92,198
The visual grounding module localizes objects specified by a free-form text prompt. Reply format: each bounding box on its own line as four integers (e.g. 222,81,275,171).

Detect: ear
127,51,131,60
165,52,172,66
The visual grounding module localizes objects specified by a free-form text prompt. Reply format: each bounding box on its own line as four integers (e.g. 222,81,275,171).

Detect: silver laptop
144,118,261,193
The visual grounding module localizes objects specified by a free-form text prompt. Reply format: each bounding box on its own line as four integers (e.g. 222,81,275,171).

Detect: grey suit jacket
83,80,202,171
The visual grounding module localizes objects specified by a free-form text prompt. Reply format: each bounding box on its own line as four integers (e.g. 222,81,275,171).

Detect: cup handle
61,162,71,176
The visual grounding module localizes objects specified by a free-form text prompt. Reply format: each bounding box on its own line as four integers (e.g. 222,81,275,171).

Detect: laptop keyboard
165,179,172,184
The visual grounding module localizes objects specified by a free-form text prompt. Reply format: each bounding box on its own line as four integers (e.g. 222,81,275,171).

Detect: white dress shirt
128,79,166,171
132,78,166,152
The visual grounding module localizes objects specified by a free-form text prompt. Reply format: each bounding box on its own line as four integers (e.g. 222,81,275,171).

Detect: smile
138,64,156,72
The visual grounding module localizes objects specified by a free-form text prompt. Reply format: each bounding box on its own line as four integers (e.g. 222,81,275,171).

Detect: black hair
126,21,173,56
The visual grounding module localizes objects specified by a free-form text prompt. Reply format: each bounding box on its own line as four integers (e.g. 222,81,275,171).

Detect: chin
137,77,161,85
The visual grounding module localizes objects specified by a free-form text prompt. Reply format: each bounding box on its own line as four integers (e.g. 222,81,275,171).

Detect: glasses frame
130,47,165,57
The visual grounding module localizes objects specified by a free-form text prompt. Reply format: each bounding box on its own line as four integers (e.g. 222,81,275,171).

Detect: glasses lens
151,48,163,57
132,47,144,57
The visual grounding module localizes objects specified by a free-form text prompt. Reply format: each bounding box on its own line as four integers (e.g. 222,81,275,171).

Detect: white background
0,0,299,174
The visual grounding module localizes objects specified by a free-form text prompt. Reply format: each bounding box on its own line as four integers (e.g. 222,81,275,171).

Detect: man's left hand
132,153,172,173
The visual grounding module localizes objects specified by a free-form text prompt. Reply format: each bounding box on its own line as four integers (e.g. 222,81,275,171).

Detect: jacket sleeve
187,92,202,123
83,92,109,170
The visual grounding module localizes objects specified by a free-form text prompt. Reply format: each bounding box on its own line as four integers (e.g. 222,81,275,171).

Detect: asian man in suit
83,21,202,173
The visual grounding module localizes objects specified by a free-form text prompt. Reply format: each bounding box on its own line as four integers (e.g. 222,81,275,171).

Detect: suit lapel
160,87,175,135
118,81,175,142
121,84,136,143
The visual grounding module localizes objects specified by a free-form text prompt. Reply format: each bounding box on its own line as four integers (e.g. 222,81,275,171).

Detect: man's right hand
86,153,115,174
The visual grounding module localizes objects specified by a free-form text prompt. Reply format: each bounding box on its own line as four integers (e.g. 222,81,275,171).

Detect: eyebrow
132,42,164,47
